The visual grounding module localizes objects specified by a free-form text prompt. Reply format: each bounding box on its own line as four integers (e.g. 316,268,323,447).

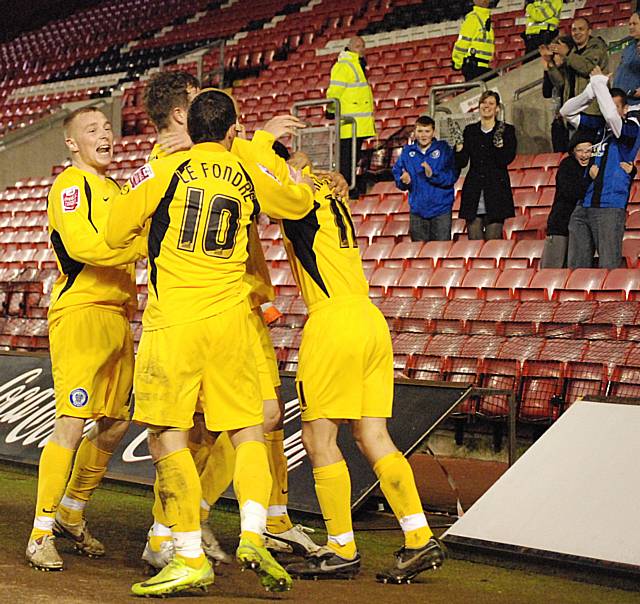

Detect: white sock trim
200,499,211,512
151,521,172,537
34,516,55,532
60,495,86,512
240,499,267,535
267,505,288,518
173,530,203,558
328,531,354,547
399,512,428,533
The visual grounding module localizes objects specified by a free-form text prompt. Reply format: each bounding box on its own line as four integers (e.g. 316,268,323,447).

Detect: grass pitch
1,462,638,603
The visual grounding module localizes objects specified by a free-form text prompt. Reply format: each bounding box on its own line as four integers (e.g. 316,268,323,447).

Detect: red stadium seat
510,240,545,267
423,267,466,297
477,358,519,418
486,268,535,300
563,361,607,406
452,268,500,299
516,268,570,300
519,359,563,422
389,241,424,261
421,240,454,267
504,300,558,336
468,239,516,269
393,267,435,296
540,300,597,338
433,298,484,333
358,220,387,244
397,297,447,332
467,299,519,335
362,240,395,263
369,266,403,295
444,239,484,266
593,269,640,300
580,300,638,339
554,268,608,301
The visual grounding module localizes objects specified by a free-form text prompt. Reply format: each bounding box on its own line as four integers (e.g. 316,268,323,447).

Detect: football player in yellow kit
236,143,447,584
138,73,320,572
106,89,319,597
26,107,146,571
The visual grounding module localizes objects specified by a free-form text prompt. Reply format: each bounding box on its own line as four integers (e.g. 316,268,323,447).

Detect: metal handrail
428,81,487,116
291,98,358,190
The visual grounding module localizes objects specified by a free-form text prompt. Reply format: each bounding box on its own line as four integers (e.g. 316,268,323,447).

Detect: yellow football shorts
296,296,394,421
133,299,263,432
248,306,280,399
49,307,133,421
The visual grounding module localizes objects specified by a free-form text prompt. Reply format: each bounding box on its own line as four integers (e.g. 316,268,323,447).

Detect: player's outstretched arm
105,163,163,250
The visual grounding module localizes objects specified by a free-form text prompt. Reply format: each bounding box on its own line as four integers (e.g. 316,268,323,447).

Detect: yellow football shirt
280,172,369,311
47,166,144,322
148,138,276,309
106,141,313,330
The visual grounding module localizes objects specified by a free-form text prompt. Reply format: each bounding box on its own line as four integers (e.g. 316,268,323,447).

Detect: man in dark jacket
392,115,458,241
455,91,517,239
540,130,594,267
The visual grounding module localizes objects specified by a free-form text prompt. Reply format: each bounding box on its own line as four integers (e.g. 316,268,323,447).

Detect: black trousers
462,62,492,82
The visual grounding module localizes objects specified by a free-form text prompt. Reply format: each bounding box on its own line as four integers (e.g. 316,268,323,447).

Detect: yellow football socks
57,437,111,526
233,440,271,545
155,448,201,536
198,434,235,519
31,441,75,540
265,430,293,534
373,451,432,549
313,460,357,560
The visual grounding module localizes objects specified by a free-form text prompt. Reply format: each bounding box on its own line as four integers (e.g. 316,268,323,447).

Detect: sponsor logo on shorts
69,388,89,408
129,164,154,189
61,186,80,212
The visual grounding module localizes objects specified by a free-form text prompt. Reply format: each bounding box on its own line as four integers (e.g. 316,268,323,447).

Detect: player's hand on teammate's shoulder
158,130,193,154
262,114,307,139
315,170,349,199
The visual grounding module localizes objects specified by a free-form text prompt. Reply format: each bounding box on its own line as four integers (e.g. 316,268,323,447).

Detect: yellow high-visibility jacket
326,50,376,139
452,5,495,71
525,0,562,35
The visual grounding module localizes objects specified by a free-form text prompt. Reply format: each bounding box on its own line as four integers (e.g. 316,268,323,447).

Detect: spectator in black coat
540,130,594,268
455,90,518,239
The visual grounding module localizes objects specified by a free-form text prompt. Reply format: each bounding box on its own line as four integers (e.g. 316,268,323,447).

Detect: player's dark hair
416,115,435,128
143,71,201,131
610,87,628,106
188,89,237,143
63,106,103,132
272,141,290,160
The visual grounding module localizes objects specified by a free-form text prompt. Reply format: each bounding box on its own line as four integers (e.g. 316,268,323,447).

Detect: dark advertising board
0,352,469,513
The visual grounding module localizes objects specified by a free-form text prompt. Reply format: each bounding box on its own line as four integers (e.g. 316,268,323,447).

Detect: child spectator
392,116,458,241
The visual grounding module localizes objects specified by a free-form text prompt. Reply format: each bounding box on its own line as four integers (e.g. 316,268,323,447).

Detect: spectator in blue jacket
560,67,640,268
392,115,458,241
613,12,640,107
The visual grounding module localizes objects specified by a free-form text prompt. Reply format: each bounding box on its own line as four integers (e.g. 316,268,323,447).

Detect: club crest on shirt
409,151,416,157
430,149,441,159
69,387,89,408
61,186,80,212
130,164,154,189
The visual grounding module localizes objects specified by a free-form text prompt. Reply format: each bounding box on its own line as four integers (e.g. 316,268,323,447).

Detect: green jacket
548,35,609,115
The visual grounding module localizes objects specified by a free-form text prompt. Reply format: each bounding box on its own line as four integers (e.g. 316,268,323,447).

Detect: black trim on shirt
149,160,189,298
50,229,84,299
282,202,329,298
83,177,98,233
